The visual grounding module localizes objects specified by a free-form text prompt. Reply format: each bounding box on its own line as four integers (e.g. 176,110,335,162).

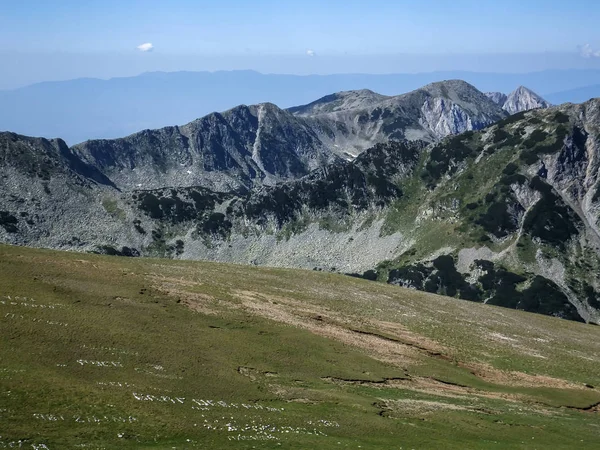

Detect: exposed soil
152,275,597,411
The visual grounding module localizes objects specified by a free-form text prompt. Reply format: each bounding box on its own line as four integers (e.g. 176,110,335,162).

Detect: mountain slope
1,90,599,323
291,80,507,157
0,132,139,251
3,244,600,448
71,103,338,191
374,100,600,323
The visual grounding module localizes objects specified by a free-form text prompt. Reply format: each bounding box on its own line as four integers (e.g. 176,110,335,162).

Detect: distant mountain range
545,84,600,105
0,69,597,144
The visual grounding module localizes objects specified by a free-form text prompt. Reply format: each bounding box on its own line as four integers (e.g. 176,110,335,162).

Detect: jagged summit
485,91,508,106
503,86,552,114
486,86,550,114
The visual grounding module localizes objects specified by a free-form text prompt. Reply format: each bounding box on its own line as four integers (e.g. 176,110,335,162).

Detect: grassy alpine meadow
1,244,600,449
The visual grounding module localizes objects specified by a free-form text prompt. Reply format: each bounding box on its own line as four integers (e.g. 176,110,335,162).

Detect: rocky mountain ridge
72,102,338,192
67,80,506,192
293,80,508,157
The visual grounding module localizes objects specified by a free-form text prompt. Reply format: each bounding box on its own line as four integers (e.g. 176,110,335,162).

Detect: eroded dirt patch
232,290,427,366
377,398,476,416
152,277,596,411
150,275,224,315
463,362,584,390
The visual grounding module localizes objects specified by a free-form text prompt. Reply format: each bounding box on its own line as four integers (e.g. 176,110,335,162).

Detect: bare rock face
485,92,508,106
486,87,550,114
71,103,337,192
419,97,475,139
502,86,551,114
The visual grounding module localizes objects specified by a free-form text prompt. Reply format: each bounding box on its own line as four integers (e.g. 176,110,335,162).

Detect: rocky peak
485,92,508,106
502,86,551,114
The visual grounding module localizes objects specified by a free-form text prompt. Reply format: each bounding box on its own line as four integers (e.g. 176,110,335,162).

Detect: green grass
1,244,600,449
102,197,126,220
381,128,524,256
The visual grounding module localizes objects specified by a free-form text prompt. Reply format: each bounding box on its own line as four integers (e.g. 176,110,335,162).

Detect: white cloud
306,49,315,57
580,43,600,58
137,43,154,52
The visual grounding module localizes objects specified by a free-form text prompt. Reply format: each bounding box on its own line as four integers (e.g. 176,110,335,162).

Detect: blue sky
1,0,600,88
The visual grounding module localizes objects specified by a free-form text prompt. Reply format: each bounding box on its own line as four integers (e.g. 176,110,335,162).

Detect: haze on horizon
2,0,600,89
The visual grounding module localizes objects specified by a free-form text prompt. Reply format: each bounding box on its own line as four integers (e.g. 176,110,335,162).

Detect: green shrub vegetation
0,211,18,233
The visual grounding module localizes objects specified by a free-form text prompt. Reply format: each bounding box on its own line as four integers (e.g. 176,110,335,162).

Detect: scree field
1,244,599,449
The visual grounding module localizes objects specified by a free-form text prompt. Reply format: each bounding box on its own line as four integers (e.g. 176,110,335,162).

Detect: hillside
3,94,600,323
1,244,600,448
